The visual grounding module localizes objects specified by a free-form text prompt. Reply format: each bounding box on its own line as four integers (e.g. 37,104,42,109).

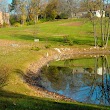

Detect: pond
39,55,110,106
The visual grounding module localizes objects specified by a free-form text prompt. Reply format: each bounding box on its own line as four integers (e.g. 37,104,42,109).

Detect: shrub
45,45,51,49
9,15,21,25
3,22,9,27
13,22,21,27
60,13,68,19
40,18,48,22
63,35,69,43
31,46,41,51
63,36,74,46
27,21,35,25
68,40,73,46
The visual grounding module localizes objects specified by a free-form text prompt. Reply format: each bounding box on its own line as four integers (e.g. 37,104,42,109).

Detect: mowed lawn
0,19,96,46
0,19,110,110
0,18,109,47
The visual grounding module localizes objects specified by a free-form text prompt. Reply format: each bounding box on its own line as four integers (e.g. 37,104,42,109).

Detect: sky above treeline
8,0,12,4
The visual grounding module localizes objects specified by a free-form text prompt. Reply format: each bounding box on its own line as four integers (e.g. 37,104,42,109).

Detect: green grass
50,56,110,68
0,90,110,110
0,18,110,110
0,18,108,47
0,19,95,46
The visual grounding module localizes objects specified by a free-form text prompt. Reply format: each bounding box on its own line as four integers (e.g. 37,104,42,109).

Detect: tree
0,0,8,12
86,0,110,47
19,0,27,25
27,0,41,23
45,0,58,20
66,0,80,18
56,0,69,19
0,0,10,26
10,0,27,25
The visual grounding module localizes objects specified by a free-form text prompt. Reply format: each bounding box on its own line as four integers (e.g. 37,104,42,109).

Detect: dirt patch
60,22,83,26
0,39,17,47
0,39,33,48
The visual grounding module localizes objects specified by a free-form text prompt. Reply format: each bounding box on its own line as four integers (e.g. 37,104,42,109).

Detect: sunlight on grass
0,19,110,110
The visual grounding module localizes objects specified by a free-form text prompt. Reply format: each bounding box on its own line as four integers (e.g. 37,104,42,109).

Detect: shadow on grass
0,65,9,88
12,69,110,110
0,90,109,110
11,34,95,46
11,34,35,41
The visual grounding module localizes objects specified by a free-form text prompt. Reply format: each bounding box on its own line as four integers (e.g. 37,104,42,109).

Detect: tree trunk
93,20,98,47
36,14,39,22
105,16,110,48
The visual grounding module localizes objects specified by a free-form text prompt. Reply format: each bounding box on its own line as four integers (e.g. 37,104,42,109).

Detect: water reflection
40,55,110,106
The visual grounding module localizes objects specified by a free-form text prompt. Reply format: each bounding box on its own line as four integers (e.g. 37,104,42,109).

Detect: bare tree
27,0,41,23
100,0,110,47
0,0,9,25
56,0,69,18
20,0,27,25
86,0,110,48
45,0,58,20
67,0,80,18
87,0,101,47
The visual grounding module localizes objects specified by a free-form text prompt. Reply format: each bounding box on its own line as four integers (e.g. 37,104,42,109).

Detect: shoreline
25,47,110,102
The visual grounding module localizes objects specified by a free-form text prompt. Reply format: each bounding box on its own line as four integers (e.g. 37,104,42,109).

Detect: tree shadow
11,34,35,41
0,65,9,89
10,34,95,46
0,89,108,110
14,69,44,88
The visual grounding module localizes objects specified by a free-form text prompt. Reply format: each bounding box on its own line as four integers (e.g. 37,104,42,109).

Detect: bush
68,40,73,46
27,21,35,25
9,15,21,25
13,22,21,27
31,46,41,51
56,13,68,19
45,45,51,49
40,18,48,22
63,35,69,43
3,22,9,27
63,36,74,46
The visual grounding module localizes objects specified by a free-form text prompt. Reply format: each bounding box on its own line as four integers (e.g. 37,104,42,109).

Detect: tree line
8,0,83,25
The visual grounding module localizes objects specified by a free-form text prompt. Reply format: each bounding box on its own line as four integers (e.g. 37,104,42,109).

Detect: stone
11,44,19,47
34,39,39,42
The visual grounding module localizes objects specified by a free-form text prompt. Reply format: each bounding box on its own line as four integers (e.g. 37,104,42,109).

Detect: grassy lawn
0,18,110,110
0,19,95,47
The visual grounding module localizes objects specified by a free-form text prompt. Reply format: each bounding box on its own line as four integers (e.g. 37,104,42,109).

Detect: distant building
76,10,105,18
93,10,105,17
76,11,88,18
0,11,10,25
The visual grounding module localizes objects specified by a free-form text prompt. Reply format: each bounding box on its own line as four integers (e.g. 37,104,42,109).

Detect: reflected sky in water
39,56,110,106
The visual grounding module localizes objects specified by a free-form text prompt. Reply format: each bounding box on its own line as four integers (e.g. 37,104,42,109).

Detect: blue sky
8,0,12,4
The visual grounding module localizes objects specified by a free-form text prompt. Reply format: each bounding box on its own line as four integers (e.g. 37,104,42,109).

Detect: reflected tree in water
41,66,72,91
40,56,110,105
87,56,110,105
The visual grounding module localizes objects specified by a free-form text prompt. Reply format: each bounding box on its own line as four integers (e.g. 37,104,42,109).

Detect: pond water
39,55,110,106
